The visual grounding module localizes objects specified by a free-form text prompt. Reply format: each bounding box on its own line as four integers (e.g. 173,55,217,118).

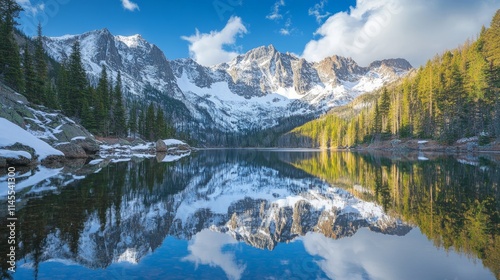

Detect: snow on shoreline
162,139,187,146
0,118,64,160
98,139,192,163
98,142,156,159
0,149,32,160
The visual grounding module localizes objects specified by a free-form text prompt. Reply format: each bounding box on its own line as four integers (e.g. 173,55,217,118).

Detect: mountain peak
98,28,111,35
314,55,363,78
115,34,147,48
369,58,412,70
82,28,113,38
245,44,278,58
319,55,357,65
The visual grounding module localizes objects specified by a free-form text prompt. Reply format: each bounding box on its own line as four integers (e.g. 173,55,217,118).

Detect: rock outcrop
156,139,191,153
55,143,88,158
0,81,99,163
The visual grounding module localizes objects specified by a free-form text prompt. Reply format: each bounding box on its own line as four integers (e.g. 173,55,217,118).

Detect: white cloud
266,0,285,21
121,0,139,12
308,0,331,23
182,16,247,66
267,0,297,36
279,29,290,36
301,230,493,280
279,18,293,36
302,0,500,67
16,0,45,16
183,230,246,280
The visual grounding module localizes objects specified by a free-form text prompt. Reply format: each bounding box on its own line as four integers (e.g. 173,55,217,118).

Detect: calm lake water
1,150,499,280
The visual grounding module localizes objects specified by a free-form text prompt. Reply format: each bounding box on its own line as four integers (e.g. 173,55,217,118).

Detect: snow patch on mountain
115,34,146,48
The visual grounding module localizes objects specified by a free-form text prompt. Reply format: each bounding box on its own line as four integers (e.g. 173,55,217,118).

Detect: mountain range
42,28,412,144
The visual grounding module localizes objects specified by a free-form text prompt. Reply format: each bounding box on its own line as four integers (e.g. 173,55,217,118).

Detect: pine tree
145,102,156,141
23,44,36,101
33,23,48,105
379,88,391,133
81,87,95,132
56,60,70,114
113,71,127,137
4,36,23,92
0,0,23,91
138,108,145,139
373,102,382,135
45,85,59,109
128,101,138,138
95,65,109,135
155,105,168,139
67,41,88,118
484,10,500,66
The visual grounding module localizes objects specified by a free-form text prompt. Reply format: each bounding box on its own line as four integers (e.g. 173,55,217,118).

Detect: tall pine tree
155,105,167,139
484,10,500,66
138,108,145,139
0,0,23,92
113,71,127,137
145,102,156,141
56,59,70,114
128,101,138,138
67,41,88,119
22,43,36,100
33,23,48,105
95,65,109,134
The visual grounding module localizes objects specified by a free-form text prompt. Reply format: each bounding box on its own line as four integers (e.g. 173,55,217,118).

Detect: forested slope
280,10,500,148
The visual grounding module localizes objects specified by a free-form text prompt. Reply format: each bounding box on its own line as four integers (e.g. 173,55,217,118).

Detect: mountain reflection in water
0,150,498,280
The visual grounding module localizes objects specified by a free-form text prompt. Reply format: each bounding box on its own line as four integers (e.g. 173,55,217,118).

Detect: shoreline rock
156,139,192,153
353,138,500,153
55,143,88,158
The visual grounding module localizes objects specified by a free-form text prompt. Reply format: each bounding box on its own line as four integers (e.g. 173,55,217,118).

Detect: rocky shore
352,137,500,153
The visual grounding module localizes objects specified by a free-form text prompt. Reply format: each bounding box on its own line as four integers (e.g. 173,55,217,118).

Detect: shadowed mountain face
4,151,411,272
43,29,412,138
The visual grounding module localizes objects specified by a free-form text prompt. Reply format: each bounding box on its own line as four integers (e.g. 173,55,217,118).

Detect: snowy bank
99,141,156,159
0,118,64,162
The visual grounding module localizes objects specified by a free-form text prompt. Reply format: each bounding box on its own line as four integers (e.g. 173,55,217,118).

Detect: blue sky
16,0,500,67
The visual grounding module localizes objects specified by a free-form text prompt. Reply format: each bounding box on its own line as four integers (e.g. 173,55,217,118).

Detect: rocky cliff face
43,29,412,138
44,29,182,98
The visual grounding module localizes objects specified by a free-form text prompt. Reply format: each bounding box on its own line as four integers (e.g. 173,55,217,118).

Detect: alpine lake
1,149,499,280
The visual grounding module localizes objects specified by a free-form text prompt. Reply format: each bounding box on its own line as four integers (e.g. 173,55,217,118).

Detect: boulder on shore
156,139,191,153
56,143,88,158
0,143,37,166
0,150,32,166
72,137,100,155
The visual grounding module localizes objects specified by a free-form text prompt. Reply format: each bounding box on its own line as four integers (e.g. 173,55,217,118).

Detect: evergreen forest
0,0,175,141
281,10,500,148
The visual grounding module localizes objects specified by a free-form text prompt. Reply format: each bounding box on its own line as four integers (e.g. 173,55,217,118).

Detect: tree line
0,0,175,141
281,10,500,147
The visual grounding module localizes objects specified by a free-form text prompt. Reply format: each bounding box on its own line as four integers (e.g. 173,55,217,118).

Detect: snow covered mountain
43,29,412,140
